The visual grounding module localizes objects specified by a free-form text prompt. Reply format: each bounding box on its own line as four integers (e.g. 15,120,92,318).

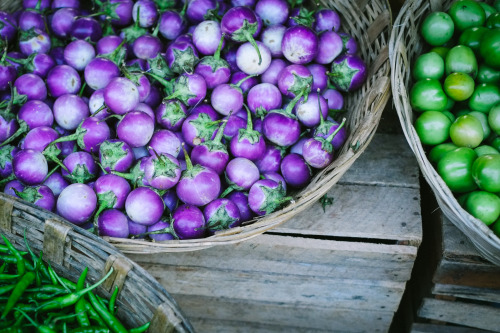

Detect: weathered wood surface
417,298,500,332
132,132,422,332
432,216,500,302
411,322,492,333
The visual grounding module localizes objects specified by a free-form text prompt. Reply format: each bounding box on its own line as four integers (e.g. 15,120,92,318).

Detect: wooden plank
182,296,394,332
273,184,422,245
433,283,500,303
130,235,418,283
418,298,500,332
143,264,407,312
441,215,493,264
411,322,490,333
339,133,420,188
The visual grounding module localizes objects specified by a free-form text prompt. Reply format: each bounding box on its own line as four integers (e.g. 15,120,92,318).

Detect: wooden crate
412,215,500,332
130,131,422,333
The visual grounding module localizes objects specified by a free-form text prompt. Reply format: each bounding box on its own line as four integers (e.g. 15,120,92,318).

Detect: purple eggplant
247,83,282,118
93,173,131,217
104,77,140,115
158,10,186,41
248,179,290,216
328,54,367,92
261,24,286,58
211,74,256,116
5,53,55,79
322,88,344,112
14,73,46,101
186,0,217,23
50,117,111,154
172,204,206,239
125,186,165,226
277,64,312,99
262,171,286,192
19,28,51,56
50,7,79,39
132,0,158,28
193,20,224,56
0,11,18,42
190,119,229,175
222,157,260,197
315,31,342,65
176,146,221,206
13,149,48,185
70,17,102,42
46,65,81,98
181,106,220,147
3,180,24,197
221,7,262,64
280,153,312,187
281,25,318,65
255,0,288,25
165,40,199,75
303,118,346,169
99,139,135,173
18,100,53,129
261,58,287,85
314,117,347,151
226,191,253,222
313,8,341,33
155,73,207,107
230,71,259,94
97,209,130,238
143,152,181,190
115,111,154,148
0,56,17,92
307,64,328,92
254,143,284,173
56,183,97,225
63,40,96,72
162,189,179,213
339,32,358,55
22,126,59,152
222,113,246,140
61,151,98,184
148,129,182,158
88,89,111,121
293,91,328,128
204,198,241,234
194,33,231,90
94,0,134,28
229,105,265,160
262,91,305,147
11,185,55,212
53,94,89,131
155,99,187,132
145,219,176,241
84,58,121,91
236,41,272,75
43,171,69,197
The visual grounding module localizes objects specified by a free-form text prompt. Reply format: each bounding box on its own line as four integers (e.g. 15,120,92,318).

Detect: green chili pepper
108,286,119,315
0,274,20,280
88,291,128,333
84,299,106,327
36,268,114,312
0,235,25,276
26,285,68,294
1,271,36,319
0,244,27,255
0,284,15,296
47,265,71,292
129,322,151,333
69,326,111,333
75,267,90,327
14,308,57,333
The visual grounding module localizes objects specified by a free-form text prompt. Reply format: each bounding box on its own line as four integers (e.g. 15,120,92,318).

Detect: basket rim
388,0,500,266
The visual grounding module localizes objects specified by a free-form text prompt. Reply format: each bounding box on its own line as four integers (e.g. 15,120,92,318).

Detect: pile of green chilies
0,233,150,333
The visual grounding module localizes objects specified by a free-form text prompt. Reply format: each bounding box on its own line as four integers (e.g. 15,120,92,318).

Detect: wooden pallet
413,215,500,332
130,132,422,333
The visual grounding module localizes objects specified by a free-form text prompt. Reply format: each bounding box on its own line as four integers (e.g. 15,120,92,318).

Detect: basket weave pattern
0,0,392,253
0,192,195,332
389,0,500,265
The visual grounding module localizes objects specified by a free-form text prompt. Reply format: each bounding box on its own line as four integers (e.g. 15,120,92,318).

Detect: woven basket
389,0,500,265
0,192,195,332
0,0,392,253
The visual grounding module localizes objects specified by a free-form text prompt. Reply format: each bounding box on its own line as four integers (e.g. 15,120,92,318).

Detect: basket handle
103,254,133,295
150,302,187,333
43,219,71,267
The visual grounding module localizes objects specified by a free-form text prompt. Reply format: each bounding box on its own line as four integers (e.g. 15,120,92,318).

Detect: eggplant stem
243,29,262,65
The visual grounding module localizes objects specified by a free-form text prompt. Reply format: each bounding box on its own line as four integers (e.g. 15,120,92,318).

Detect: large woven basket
0,0,392,253
0,192,195,332
389,0,500,265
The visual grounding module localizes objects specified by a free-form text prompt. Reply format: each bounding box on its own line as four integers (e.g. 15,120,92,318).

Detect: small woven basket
0,0,392,253
0,192,195,332
389,0,500,265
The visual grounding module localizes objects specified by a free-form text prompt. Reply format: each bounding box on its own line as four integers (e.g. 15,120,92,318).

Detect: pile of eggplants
0,0,367,241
